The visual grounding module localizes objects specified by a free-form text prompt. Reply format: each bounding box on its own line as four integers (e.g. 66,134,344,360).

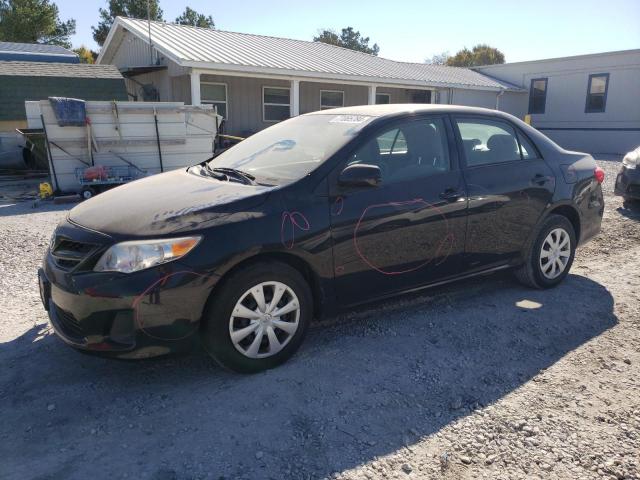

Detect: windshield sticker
329,115,371,124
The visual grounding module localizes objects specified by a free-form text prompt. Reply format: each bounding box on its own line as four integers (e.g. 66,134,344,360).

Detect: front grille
53,304,85,339
51,237,98,271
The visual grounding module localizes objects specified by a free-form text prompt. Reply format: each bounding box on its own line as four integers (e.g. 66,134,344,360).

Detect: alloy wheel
539,228,571,280
228,281,300,359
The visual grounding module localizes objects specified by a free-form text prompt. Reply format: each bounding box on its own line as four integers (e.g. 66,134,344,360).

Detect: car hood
68,168,274,237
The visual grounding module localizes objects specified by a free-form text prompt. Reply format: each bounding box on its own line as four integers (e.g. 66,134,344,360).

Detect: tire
514,214,576,289
201,261,312,373
80,186,96,200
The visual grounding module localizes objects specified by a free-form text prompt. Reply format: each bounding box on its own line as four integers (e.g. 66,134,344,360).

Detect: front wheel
515,214,576,289
201,261,312,373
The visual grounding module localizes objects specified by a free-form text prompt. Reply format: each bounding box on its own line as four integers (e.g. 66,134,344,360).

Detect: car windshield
207,113,374,184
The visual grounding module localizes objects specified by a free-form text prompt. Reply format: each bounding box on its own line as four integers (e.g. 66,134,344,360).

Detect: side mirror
338,163,382,187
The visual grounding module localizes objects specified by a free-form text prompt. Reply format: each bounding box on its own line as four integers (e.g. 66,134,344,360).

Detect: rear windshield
209,114,374,184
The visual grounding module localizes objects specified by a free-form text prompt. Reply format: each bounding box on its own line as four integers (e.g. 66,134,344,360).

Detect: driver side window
348,118,450,183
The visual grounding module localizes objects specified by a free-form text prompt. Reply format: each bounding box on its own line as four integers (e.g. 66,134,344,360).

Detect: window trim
452,115,540,169
375,92,391,105
262,85,291,123
528,77,548,115
200,81,228,120
585,73,609,113
320,89,345,110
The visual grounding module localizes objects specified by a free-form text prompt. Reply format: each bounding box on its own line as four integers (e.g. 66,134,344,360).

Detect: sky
59,0,640,63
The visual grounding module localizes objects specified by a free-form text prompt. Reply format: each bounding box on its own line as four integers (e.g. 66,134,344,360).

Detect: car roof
306,103,503,118
304,103,566,157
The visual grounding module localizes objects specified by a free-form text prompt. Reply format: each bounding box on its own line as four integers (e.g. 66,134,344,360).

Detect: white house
97,17,523,137
98,17,640,154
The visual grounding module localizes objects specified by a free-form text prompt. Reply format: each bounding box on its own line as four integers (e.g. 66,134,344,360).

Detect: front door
329,115,468,305
452,115,556,269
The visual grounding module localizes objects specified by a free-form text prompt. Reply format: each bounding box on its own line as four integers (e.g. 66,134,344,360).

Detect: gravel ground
1,157,639,480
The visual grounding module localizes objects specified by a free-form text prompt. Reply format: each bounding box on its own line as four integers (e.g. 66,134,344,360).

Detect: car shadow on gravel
618,200,640,221
1,272,617,480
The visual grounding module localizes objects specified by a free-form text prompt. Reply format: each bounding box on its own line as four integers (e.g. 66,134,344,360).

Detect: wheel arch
203,252,327,324
546,203,581,243
519,203,582,266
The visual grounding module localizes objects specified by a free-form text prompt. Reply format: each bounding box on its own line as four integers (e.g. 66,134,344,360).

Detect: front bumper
40,221,217,359
615,165,640,200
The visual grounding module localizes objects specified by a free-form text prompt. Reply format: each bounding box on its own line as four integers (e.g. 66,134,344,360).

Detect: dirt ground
1,157,639,480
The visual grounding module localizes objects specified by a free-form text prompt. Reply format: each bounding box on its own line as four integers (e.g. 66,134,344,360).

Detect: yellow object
171,237,200,257
39,182,53,199
524,114,532,125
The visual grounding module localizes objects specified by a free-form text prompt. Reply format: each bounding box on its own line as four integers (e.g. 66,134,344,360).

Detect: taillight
594,167,605,184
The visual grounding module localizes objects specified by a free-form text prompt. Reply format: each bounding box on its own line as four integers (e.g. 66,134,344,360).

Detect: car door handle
531,174,550,185
439,188,462,201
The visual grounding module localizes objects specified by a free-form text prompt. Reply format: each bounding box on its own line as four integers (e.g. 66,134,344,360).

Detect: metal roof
0,61,124,79
0,41,79,63
101,17,522,92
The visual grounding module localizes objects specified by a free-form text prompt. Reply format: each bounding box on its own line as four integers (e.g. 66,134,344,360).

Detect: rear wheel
515,214,576,289
201,261,312,373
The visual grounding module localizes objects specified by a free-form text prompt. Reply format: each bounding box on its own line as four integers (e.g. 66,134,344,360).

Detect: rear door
452,115,555,269
329,115,468,305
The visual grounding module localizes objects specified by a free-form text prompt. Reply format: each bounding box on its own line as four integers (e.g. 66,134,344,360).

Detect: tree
425,51,450,65
446,44,505,67
0,0,76,48
314,27,379,56
175,6,214,29
92,0,163,46
73,45,98,63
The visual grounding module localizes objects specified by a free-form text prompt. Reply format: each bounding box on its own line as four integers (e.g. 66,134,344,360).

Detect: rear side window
455,118,527,166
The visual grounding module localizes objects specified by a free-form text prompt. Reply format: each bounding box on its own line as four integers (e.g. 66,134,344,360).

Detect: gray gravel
1,157,639,480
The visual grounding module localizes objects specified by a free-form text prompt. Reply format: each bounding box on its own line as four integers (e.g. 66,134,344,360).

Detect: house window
585,73,609,113
320,90,344,110
201,82,227,118
528,78,547,114
375,93,391,104
263,86,290,122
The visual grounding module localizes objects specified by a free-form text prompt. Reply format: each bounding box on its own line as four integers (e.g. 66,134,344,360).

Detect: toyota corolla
39,105,605,372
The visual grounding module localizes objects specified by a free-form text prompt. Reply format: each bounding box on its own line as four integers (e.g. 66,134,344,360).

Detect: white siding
450,89,498,109
109,31,153,67
478,50,640,153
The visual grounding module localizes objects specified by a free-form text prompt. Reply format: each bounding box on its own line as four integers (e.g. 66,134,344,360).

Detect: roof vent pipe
495,88,505,110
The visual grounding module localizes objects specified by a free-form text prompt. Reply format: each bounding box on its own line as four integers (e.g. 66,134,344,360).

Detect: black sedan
39,105,605,372
615,146,640,204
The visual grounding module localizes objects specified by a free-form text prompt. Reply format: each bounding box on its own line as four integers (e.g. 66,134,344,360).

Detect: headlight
623,149,639,168
94,236,201,273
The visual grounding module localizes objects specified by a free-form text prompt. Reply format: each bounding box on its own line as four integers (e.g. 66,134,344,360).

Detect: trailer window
585,73,609,113
528,78,547,114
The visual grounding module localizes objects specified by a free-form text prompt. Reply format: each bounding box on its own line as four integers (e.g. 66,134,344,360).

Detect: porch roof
99,18,523,92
